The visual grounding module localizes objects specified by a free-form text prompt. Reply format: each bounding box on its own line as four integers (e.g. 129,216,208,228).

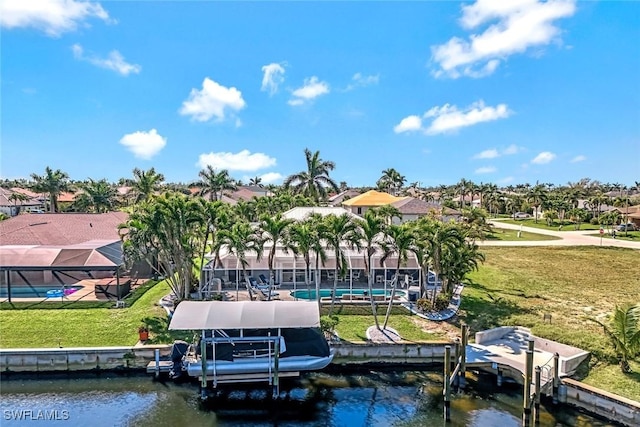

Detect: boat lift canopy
169,301,321,330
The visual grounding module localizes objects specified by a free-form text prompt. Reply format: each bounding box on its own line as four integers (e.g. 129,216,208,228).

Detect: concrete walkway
480,220,640,250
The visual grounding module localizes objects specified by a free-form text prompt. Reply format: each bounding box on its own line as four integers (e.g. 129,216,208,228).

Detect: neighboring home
241,185,272,198
451,194,481,208
390,198,460,224
0,212,146,297
0,188,44,216
342,190,457,224
229,187,259,202
282,206,361,222
327,189,362,206
612,204,640,226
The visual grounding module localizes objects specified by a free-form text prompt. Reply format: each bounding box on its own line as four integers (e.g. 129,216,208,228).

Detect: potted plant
138,325,149,341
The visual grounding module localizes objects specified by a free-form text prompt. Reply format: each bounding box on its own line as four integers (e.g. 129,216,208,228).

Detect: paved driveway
481,220,640,250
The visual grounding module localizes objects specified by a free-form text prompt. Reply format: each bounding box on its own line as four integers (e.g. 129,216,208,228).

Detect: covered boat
168,300,334,389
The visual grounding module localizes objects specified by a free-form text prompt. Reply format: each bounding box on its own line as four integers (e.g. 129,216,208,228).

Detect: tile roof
0,212,128,246
0,188,42,207
341,190,405,207
282,206,361,221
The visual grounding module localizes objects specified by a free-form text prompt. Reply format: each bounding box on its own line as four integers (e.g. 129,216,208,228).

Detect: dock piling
154,348,160,378
534,366,541,424
552,352,560,404
522,347,534,427
443,345,451,422
460,323,467,389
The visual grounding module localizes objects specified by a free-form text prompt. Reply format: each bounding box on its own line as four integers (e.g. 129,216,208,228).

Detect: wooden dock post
460,323,467,389
534,366,541,424
552,352,560,404
443,345,451,422
273,337,280,398
154,348,160,378
522,346,534,427
453,338,461,389
200,337,208,399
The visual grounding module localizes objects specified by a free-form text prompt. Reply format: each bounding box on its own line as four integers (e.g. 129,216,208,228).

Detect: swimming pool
290,289,405,300
0,286,83,298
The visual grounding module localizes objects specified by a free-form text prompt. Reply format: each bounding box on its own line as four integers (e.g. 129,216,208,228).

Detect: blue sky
1,0,639,188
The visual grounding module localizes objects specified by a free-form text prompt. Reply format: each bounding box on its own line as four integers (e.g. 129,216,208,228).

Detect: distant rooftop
341,190,405,207
282,206,361,221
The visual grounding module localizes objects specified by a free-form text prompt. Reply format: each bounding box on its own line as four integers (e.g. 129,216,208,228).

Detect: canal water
0,369,614,427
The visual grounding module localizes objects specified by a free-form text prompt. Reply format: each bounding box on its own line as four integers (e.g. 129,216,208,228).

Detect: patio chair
259,274,280,289
327,271,335,281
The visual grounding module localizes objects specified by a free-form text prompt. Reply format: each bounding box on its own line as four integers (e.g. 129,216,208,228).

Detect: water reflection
0,370,615,427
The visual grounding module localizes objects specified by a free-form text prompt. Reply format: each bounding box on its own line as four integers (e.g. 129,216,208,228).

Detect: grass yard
590,231,640,242
484,228,560,241
501,218,601,231
461,246,640,400
0,280,173,348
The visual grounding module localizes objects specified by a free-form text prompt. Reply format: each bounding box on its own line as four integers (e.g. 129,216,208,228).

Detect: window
357,207,362,214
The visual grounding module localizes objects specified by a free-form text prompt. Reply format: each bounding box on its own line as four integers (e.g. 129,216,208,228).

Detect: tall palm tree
377,168,406,195
197,166,237,201
354,209,387,330
74,178,117,213
119,193,203,301
197,199,229,271
379,223,414,330
30,167,70,213
248,176,263,187
592,304,640,373
258,213,295,300
307,213,328,309
527,184,547,223
8,192,29,215
218,221,263,299
131,167,165,203
283,148,339,203
321,214,359,315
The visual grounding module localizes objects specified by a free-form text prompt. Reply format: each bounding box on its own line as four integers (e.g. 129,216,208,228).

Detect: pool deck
0,279,143,303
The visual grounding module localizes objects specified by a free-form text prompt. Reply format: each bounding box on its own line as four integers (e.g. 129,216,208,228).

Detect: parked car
615,223,637,232
513,212,531,219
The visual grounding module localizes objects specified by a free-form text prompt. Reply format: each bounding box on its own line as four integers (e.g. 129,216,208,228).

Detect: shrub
433,295,450,311
416,298,431,312
590,217,599,225
320,315,339,334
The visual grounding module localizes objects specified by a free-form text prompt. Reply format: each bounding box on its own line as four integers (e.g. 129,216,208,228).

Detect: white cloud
424,100,511,135
345,72,380,91
261,62,286,96
258,172,283,184
180,77,246,122
0,0,110,37
72,44,140,76
119,129,166,159
531,151,556,164
288,76,330,106
570,154,586,163
197,150,276,172
498,176,514,184
393,115,423,134
431,0,576,78
474,149,499,159
473,144,522,159
475,166,496,174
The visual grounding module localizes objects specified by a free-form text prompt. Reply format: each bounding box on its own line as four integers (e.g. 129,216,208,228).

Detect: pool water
290,289,405,300
0,286,82,298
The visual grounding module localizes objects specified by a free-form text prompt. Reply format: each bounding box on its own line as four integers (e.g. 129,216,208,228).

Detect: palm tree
283,148,339,203
197,199,230,272
376,204,402,225
30,167,70,213
592,304,640,373
354,209,387,330
197,166,237,201
119,193,203,301
218,221,262,300
379,223,414,330
131,167,165,203
74,178,117,213
248,176,263,187
376,168,406,195
289,220,317,294
258,214,295,300
306,213,328,309
439,239,484,295
321,214,359,315
527,184,547,223
8,192,29,215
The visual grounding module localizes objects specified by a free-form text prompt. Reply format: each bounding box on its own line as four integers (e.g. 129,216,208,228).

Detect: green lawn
0,280,173,348
484,228,560,241
461,246,640,400
501,218,602,231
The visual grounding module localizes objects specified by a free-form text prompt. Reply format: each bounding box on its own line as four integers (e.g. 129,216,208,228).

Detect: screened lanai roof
0,240,123,270
211,245,419,271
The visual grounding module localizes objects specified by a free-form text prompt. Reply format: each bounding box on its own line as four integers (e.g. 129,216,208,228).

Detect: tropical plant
74,178,117,213
131,167,165,203
353,209,387,330
379,223,414,330
258,213,295,300
30,167,70,213
248,176,263,187
289,220,317,293
217,221,262,299
197,166,237,201
119,193,203,301
527,184,547,223
591,304,640,373
376,168,406,195
283,148,339,202
321,214,359,315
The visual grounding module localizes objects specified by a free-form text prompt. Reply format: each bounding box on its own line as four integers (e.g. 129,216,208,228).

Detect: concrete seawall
562,378,640,427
